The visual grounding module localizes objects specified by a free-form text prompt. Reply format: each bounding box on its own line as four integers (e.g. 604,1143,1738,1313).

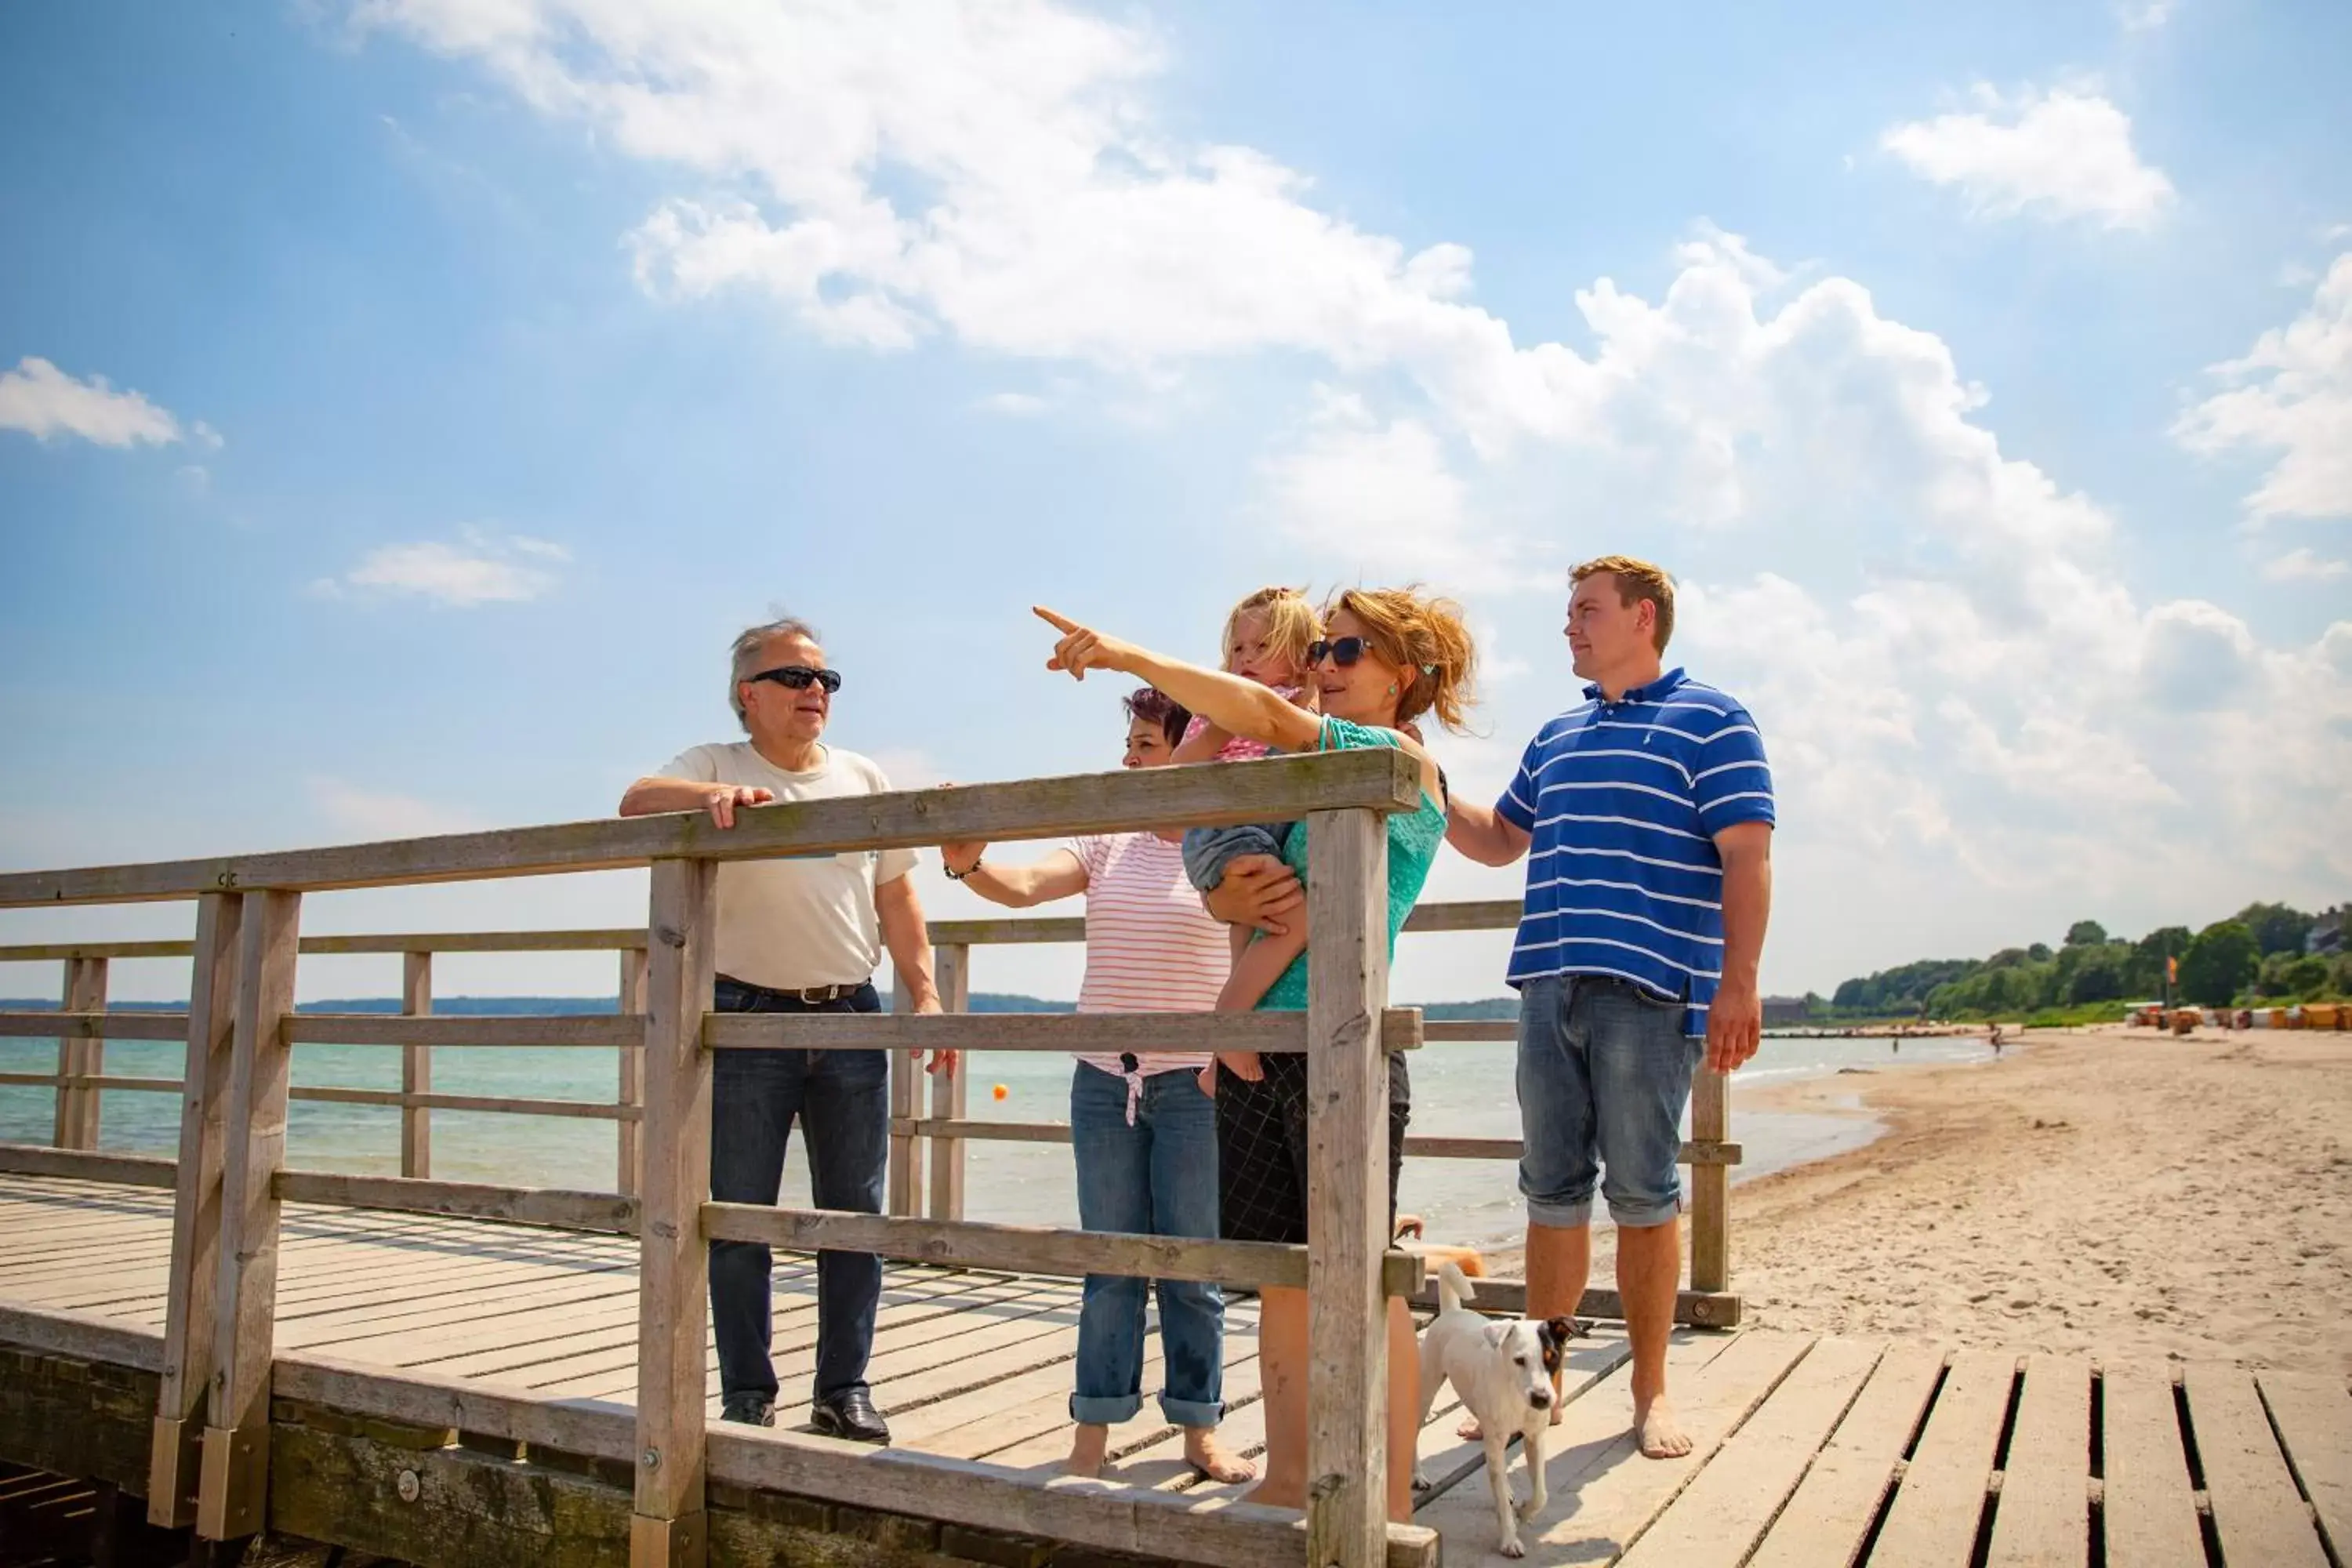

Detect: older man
1446,555,1774,1460
619,615,947,1442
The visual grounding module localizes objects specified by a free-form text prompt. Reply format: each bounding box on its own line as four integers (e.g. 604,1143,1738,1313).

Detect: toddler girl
1173,587,1320,981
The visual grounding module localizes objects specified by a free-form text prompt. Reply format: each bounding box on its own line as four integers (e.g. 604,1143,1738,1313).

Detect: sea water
0,1029,1990,1250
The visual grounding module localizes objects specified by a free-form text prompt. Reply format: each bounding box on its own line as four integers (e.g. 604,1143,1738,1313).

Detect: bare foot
1635,1396,1692,1458
1065,1422,1110,1477
1184,1428,1258,1484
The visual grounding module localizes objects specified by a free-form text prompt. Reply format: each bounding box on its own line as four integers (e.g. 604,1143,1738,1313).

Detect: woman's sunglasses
746,664,844,694
1306,637,1373,668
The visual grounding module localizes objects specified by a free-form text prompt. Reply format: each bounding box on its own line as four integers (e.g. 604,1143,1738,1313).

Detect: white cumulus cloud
0,356,200,447
1881,85,2175,229
349,0,2350,976
314,531,571,607
2262,547,2349,583
1258,388,1540,591
2175,253,2352,522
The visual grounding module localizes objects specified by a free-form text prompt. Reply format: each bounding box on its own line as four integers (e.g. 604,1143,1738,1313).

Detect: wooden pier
3,1167,2343,1566
0,751,2339,1566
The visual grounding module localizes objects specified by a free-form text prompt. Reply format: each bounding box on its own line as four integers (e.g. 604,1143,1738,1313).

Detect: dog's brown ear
1542,1315,1584,1347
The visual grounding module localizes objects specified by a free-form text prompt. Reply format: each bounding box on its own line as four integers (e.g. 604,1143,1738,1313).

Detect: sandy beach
1497,1025,2352,1376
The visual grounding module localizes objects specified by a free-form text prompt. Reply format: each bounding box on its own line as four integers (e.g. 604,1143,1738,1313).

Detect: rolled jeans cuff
1525,1194,1595,1229
1069,1391,1144,1425
1606,1192,1682,1229
1157,1393,1225,1430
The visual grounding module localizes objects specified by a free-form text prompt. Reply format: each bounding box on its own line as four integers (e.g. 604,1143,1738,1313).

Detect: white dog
1414,1262,1582,1558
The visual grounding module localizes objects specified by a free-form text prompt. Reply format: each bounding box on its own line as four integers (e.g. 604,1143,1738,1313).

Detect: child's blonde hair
1220,586,1321,676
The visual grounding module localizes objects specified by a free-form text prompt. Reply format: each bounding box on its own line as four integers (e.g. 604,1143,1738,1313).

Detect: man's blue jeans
1068,1062,1226,1428
709,977,887,1406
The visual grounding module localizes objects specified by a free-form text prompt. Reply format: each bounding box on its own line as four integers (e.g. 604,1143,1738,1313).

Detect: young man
1446,556,1773,1458
619,616,950,1442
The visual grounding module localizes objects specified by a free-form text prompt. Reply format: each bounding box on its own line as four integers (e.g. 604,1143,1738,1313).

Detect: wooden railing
0,914,1741,1313
0,928,652,1191
0,753,1442,1566
0,749,1740,1566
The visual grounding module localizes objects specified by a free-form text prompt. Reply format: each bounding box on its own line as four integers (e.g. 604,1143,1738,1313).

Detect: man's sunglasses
746,664,844,694
1306,637,1374,668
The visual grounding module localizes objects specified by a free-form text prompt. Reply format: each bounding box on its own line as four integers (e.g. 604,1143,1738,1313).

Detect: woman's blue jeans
1068,1062,1226,1428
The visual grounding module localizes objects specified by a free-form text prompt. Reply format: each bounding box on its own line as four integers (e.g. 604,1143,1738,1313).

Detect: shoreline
1493,1026,2350,1373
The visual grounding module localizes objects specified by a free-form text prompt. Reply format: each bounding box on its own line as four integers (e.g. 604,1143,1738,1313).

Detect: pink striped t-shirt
1072,831,1229,1087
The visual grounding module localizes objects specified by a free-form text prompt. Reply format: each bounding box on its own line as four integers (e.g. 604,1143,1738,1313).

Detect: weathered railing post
1304,807,1390,1567
53,954,107,1149
149,893,241,1527
633,858,717,1568
400,950,431,1179
928,942,971,1221
618,946,648,1198
887,982,924,1218
196,888,301,1541
1689,1068,1730,1294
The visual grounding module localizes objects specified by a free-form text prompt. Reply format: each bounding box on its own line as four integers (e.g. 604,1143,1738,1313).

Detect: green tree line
1819,902,2347,1020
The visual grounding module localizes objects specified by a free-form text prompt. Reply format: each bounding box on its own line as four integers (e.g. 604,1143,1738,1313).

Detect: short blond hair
1570,555,1675,652
1220,586,1321,674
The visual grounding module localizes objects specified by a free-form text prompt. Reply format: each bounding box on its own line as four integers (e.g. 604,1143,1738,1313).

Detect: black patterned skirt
1215,1050,1410,1246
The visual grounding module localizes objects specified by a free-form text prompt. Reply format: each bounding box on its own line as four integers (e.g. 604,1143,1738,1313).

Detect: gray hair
728,616,822,730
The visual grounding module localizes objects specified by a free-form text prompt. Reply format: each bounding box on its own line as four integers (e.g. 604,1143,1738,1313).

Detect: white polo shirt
659,741,918,992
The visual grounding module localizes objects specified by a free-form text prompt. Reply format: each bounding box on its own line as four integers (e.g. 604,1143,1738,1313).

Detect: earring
1387,682,1398,696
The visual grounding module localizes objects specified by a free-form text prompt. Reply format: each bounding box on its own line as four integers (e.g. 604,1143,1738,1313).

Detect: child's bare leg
1210,924,1308,1083
1216,924,1308,1013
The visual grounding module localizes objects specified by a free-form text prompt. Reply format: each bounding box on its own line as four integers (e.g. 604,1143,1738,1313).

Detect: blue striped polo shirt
1495,667,1774,1036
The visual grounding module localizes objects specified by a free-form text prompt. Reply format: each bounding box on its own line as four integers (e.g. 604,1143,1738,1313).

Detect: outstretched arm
936,844,1090,909
1035,608,1325,754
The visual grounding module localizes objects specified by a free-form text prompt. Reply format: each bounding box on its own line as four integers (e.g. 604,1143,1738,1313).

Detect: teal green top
1255,717,1447,1012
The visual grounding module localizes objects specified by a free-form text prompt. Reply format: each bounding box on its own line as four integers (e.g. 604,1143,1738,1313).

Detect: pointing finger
1033,606,1082,634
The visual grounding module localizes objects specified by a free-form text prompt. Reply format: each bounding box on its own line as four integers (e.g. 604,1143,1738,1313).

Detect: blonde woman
1033,589,1476,1520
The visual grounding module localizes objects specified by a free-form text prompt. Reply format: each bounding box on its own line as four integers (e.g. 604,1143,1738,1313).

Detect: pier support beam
617,946,648,1198
399,951,432,1179
927,943,970,1222
150,894,241,1528
196,889,302,1541
632,858,717,1568
53,956,107,1149
1689,1068,1730,1294
1305,807,1391,1568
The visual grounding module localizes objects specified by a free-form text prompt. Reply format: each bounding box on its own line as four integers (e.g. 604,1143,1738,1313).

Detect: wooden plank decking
0,1171,2342,1566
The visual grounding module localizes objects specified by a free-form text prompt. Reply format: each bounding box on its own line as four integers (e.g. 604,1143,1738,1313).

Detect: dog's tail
1436,1259,1477,1315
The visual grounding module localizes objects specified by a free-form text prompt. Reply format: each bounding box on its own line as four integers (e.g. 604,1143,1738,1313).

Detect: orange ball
992,1083,1009,1101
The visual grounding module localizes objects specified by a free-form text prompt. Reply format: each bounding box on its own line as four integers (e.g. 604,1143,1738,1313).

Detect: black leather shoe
720,1394,775,1426
810,1388,890,1444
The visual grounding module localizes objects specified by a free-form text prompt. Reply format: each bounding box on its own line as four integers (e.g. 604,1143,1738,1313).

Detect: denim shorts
1516,973,1703,1230
1180,822,1291,891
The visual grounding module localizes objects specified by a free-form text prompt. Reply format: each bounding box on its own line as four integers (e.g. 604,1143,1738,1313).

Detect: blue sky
3,0,2347,1004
